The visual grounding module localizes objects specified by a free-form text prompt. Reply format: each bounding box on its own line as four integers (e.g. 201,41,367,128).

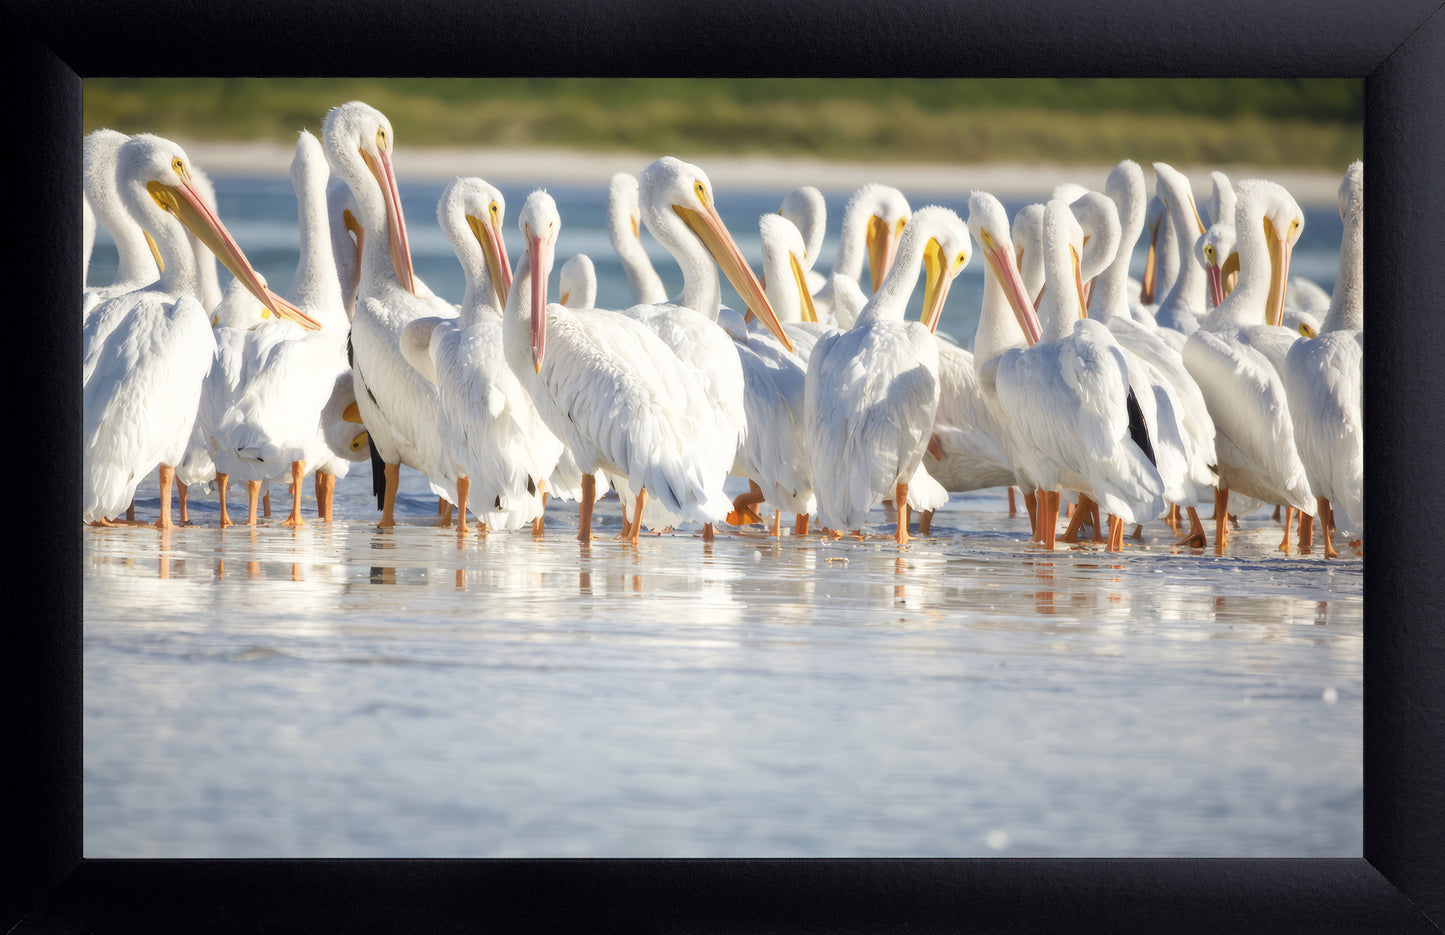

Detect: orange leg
532,490,549,536
1319,497,1339,560
727,480,767,526
795,514,810,536
1174,506,1207,548
247,480,262,526
770,510,782,538
438,497,454,528
154,464,177,529
629,487,648,545
263,490,272,518
1007,486,1018,516
1298,508,1314,554
1106,514,1125,552
1278,506,1294,555
1214,487,1230,555
577,474,596,542
126,501,136,523
1272,504,1281,523
379,463,400,528
281,461,307,527
1037,489,1059,550
703,522,716,543
895,482,911,545
918,509,933,537
455,476,470,535
1165,502,1181,534
1024,489,1039,541
1060,494,1094,543
178,480,190,524
217,473,233,528
317,472,335,522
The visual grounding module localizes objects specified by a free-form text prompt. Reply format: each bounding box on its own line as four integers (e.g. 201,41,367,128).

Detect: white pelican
1067,189,1218,546
916,192,1034,529
812,183,911,329
327,176,364,320
1090,160,1162,334
82,129,160,319
992,200,1166,552
1204,170,1236,231
1151,163,1210,337
559,253,597,309
606,171,669,306
1138,195,1171,309
805,205,972,545
725,212,818,535
1182,179,1316,554
83,134,316,527
778,185,828,296
82,191,96,290
1285,161,1363,557
323,100,459,527
505,189,733,544
626,156,794,539
205,131,353,528
401,177,563,535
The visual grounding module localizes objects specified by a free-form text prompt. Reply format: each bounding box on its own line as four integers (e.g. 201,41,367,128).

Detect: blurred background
83,78,1361,345
85,78,1361,167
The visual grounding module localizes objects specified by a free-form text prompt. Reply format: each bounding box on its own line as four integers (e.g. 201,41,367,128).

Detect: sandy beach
175,139,1345,204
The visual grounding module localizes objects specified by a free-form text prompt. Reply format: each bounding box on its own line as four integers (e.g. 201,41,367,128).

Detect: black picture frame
7,0,1442,930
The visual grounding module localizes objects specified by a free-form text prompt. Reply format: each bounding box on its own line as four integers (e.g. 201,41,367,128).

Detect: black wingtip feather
368,435,386,510
1125,388,1157,468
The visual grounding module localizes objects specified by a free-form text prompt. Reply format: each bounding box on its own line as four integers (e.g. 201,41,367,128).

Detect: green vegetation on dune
83,78,1362,169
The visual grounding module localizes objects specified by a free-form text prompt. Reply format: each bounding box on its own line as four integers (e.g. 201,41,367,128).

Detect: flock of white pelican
81,100,1364,558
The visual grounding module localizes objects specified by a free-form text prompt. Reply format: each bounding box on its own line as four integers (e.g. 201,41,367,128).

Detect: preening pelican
559,253,597,309
212,131,355,528
505,190,733,544
1182,179,1315,554
327,176,364,320
778,185,829,296
82,129,160,319
401,177,562,534
805,205,971,545
323,100,459,527
917,192,1032,515
606,171,669,306
1284,161,1363,556
993,200,1165,552
812,183,911,329
82,191,96,290
726,213,818,534
83,134,315,527
1151,163,1210,337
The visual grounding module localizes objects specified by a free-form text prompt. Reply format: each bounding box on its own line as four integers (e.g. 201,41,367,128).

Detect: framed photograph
9,0,1442,930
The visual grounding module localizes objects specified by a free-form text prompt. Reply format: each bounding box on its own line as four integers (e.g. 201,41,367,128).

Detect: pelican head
520,189,562,372
758,212,819,324
1152,162,1208,241
1339,160,1364,225
1067,191,1122,308
607,171,644,243
778,185,827,271
1196,222,1238,307
559,254,596,310
323,101,415,295
1207,170,1236,230
967,191,1040,346
904,205,971,334
118,134,319,330
853,183,911,293
639,156,793,352
1235,179,1304,328
1011,202,1047,304
439,177,511,310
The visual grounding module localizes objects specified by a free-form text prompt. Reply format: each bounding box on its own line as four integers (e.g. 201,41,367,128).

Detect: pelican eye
954,252,968,271
170,157,187,179
490,201,499,216
896,217,908,235
694,181,708,206
376,127,388,151
1205,244,1215,259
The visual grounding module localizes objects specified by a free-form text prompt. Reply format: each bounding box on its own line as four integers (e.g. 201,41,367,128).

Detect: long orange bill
361,146,415,295
675,202,793,353
150,177,320,330
528,231,553,372
468,213,513,309
984,240,1042,346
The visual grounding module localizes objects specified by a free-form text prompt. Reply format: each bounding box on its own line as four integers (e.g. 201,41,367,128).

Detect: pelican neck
1322,201,1363,333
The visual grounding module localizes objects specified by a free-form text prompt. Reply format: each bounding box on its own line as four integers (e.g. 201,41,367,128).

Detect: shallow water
85,461,1362,858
